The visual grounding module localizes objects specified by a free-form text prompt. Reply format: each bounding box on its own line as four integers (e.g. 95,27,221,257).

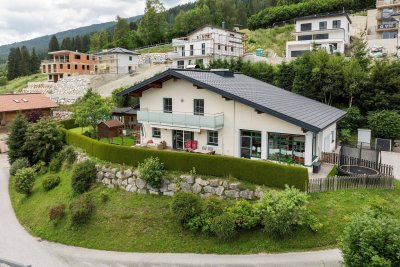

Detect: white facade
286,14,352,59
171,26,244,68
96,48,140,74
137,78,338,166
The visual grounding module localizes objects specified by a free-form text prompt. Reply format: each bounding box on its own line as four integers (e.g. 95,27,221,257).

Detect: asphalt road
0,153,342,267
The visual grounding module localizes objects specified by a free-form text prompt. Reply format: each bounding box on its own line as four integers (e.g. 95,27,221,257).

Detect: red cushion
147,139,153,144
191,140,198,150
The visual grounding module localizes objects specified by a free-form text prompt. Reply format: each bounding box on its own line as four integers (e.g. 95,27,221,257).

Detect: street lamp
391,13,400,57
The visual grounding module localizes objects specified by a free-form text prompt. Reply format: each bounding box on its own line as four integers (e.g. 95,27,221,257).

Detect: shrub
171,192,202,226
59,119,78,130
9,157,29,176
257,186,320,238
48,155,63,173
226,200,261,229
339,129,352,144
49,204,65,225
339,209,400,267
42,175,61,191
71,160,97,194
138,157,165,188
7,114,28,163
59,145,77,165
210,212,237,241
62,129,308,190
100,191,110,203
368,111,400,139
338,106,362,131
69,195,95,225
14,167,36,196
32,160,47,175
187,197,225,234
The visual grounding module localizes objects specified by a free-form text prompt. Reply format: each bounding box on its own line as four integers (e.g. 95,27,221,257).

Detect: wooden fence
308,175,395,193
320,152,393,177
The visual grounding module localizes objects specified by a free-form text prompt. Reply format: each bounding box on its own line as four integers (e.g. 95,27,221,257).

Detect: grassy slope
10,169,400,254
0,73,47,94
137,44,173,54
69,127,135,147
241,25,294,57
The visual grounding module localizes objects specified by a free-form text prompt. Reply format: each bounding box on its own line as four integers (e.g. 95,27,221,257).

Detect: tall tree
138,0,167,45
19,46,31,76
113,16,131,48
48,35,60,52
6,114,28,163
61,37,73,50
29,48,40,74
343,58,367,107
7,47,21,80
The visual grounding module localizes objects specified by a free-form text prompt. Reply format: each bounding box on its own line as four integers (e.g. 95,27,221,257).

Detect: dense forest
5,47,41,81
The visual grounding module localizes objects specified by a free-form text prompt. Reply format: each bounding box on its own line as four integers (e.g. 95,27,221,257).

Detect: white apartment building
170,25,244,68
118,69,345,166
95,47,140,75
286,13,352,59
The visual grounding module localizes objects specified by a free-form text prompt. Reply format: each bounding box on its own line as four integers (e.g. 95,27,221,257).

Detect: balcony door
173,130,193,150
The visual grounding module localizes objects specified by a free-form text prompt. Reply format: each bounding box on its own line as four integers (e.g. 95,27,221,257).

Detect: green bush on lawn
61,128,308,190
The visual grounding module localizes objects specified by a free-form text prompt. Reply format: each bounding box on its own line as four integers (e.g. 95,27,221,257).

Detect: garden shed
97,120,123,140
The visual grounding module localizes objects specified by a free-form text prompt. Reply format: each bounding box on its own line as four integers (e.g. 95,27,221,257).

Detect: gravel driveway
0,153,342,267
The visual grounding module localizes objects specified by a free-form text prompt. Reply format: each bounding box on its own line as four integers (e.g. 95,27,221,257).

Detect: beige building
95,47,140,75
118,69,345,167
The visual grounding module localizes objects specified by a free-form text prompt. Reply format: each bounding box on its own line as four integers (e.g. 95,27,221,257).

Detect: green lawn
9,168,400,254
69,127,135,147
137,44,173,54
0,73,47,94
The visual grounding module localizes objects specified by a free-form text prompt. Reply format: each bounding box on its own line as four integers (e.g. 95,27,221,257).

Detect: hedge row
59,119,78,130
248,0,375,30
61,128,309,190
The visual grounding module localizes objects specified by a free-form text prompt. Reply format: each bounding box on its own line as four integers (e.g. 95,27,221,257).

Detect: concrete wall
139,78,327,166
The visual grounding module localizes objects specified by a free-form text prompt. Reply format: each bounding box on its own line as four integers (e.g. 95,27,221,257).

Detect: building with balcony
286,13,352,59
41,50,96,83
118,69,345,166
94,47,140,75
170,25,244,69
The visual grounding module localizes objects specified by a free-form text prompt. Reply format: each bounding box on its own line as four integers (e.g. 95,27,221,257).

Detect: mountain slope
0,15,142,60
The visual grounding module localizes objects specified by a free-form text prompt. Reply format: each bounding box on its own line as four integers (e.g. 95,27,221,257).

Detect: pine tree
75,35,83,52
61,37,73,50
7,47,22,80
29,48,40,74
48,35,60,52
20,46,31,76
6,113,29,164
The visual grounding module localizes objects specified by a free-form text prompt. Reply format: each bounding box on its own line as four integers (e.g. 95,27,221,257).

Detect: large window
268,133,305,164
383,31,397,39
298,35,313,41
291,50,308,57
163,98,172,113
319,21,327,30
208,131,218,146
314,33,329,40
193,99,204,115
300,23,312,31
240,130,262,159
202,43,205,55
190,45,194,56
152,128,161,138
333,20,341,29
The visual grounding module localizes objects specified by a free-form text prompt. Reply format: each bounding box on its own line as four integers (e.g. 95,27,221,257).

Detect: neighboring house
95,47,140,75
0,93,58,126
366,1,400,56
118,69,345,166
171,25,244,69
111,104,140,130
286,13,352,59
41,50,96,82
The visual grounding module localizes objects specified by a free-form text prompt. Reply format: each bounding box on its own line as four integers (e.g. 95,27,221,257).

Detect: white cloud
0,0,194,45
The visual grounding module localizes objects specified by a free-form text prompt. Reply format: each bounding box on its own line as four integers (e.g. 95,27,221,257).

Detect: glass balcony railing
137,109,224,130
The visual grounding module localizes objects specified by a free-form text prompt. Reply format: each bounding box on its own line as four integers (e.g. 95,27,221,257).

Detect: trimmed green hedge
62,128,309,190
59,119,78,130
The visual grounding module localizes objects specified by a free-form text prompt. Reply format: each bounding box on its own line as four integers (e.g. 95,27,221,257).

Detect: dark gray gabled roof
118,69,346,132
95,47,140,55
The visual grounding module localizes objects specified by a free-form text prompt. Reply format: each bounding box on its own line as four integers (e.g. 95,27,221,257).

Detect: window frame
207,131,218,146
300,23,312,31
163,98,172,113
152,128,161,138
319,21,327,30
193,99,204,116
332,20,341,29
201,43,205,55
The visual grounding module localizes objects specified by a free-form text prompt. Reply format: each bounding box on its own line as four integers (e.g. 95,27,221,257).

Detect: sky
0,0,194,46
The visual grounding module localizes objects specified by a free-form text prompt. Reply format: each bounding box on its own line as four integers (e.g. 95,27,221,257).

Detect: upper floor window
163,98,172,113
300,23,312,31
181,47,185,56
319,21,327,30
231,47,234,52
298,35,313,41
193,99,204,116
75,54,81,60
74,64,78,70
383,31,397,39
218,45,221,50
202,43,205,55
333,20,341,29
190,45,194,56
129,56,133,61
314,33,329,40
60,64,63,69
86,55,89,60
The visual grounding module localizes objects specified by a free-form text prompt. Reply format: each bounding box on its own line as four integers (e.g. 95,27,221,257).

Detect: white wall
139,78,322,164
116,54,139,74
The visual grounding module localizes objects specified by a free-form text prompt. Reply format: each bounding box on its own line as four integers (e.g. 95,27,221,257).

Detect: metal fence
308,175,395,193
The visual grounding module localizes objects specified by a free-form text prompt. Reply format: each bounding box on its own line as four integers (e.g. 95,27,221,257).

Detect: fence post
334,175,337,191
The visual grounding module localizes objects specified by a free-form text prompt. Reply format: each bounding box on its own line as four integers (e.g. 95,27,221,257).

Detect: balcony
137,109,224,130
377,0,400,8
377,23,398,31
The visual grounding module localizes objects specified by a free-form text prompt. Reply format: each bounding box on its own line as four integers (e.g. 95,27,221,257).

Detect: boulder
195,178,209,186
102,178,110,185
225,190,239,198
203,186,215,194
124,169,132,178
215,186,225,196
209,179,221,187
180,182,191,192
239,189,254,200
222,180,229,188
132,169,139,177
192,183,202,194
163,191,174,196
116,171,123,179
149,190,159,195
111,168,118,174
255,187,263,199
97,171,104,180
127,178,136,185
229,183,241,190
136,178,146,189
168,183,178,192
181,175,194,184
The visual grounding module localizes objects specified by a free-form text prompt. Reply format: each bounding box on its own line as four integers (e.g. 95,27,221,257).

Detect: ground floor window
172,130,193,150
268,133,305,164
208,131,218,146
240,130,262,158
152,128,161,138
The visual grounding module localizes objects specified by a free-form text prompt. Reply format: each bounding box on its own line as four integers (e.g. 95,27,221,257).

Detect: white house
286,13,352,59
170,25,244,69
95,47,140,74
118,69,345,167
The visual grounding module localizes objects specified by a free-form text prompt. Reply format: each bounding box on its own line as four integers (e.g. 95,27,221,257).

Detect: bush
226,200,261,230
32,160,47,175
339,129,352,144
62,128,308,189
59,145,77,165
48,155,63,173
138,157,165,188
70,195,95,225
7,114,28,163
187,197,225,234
49,204,65,225
100,191,110,203
339,209,400,267
71,160,97,194
338,106,362,131
42,175,60,191
368,111,400,139
171,192,202,225
210,212,237,241
257,186,320,238
59,119,78,130
14,167,36,196
10,157,29,176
